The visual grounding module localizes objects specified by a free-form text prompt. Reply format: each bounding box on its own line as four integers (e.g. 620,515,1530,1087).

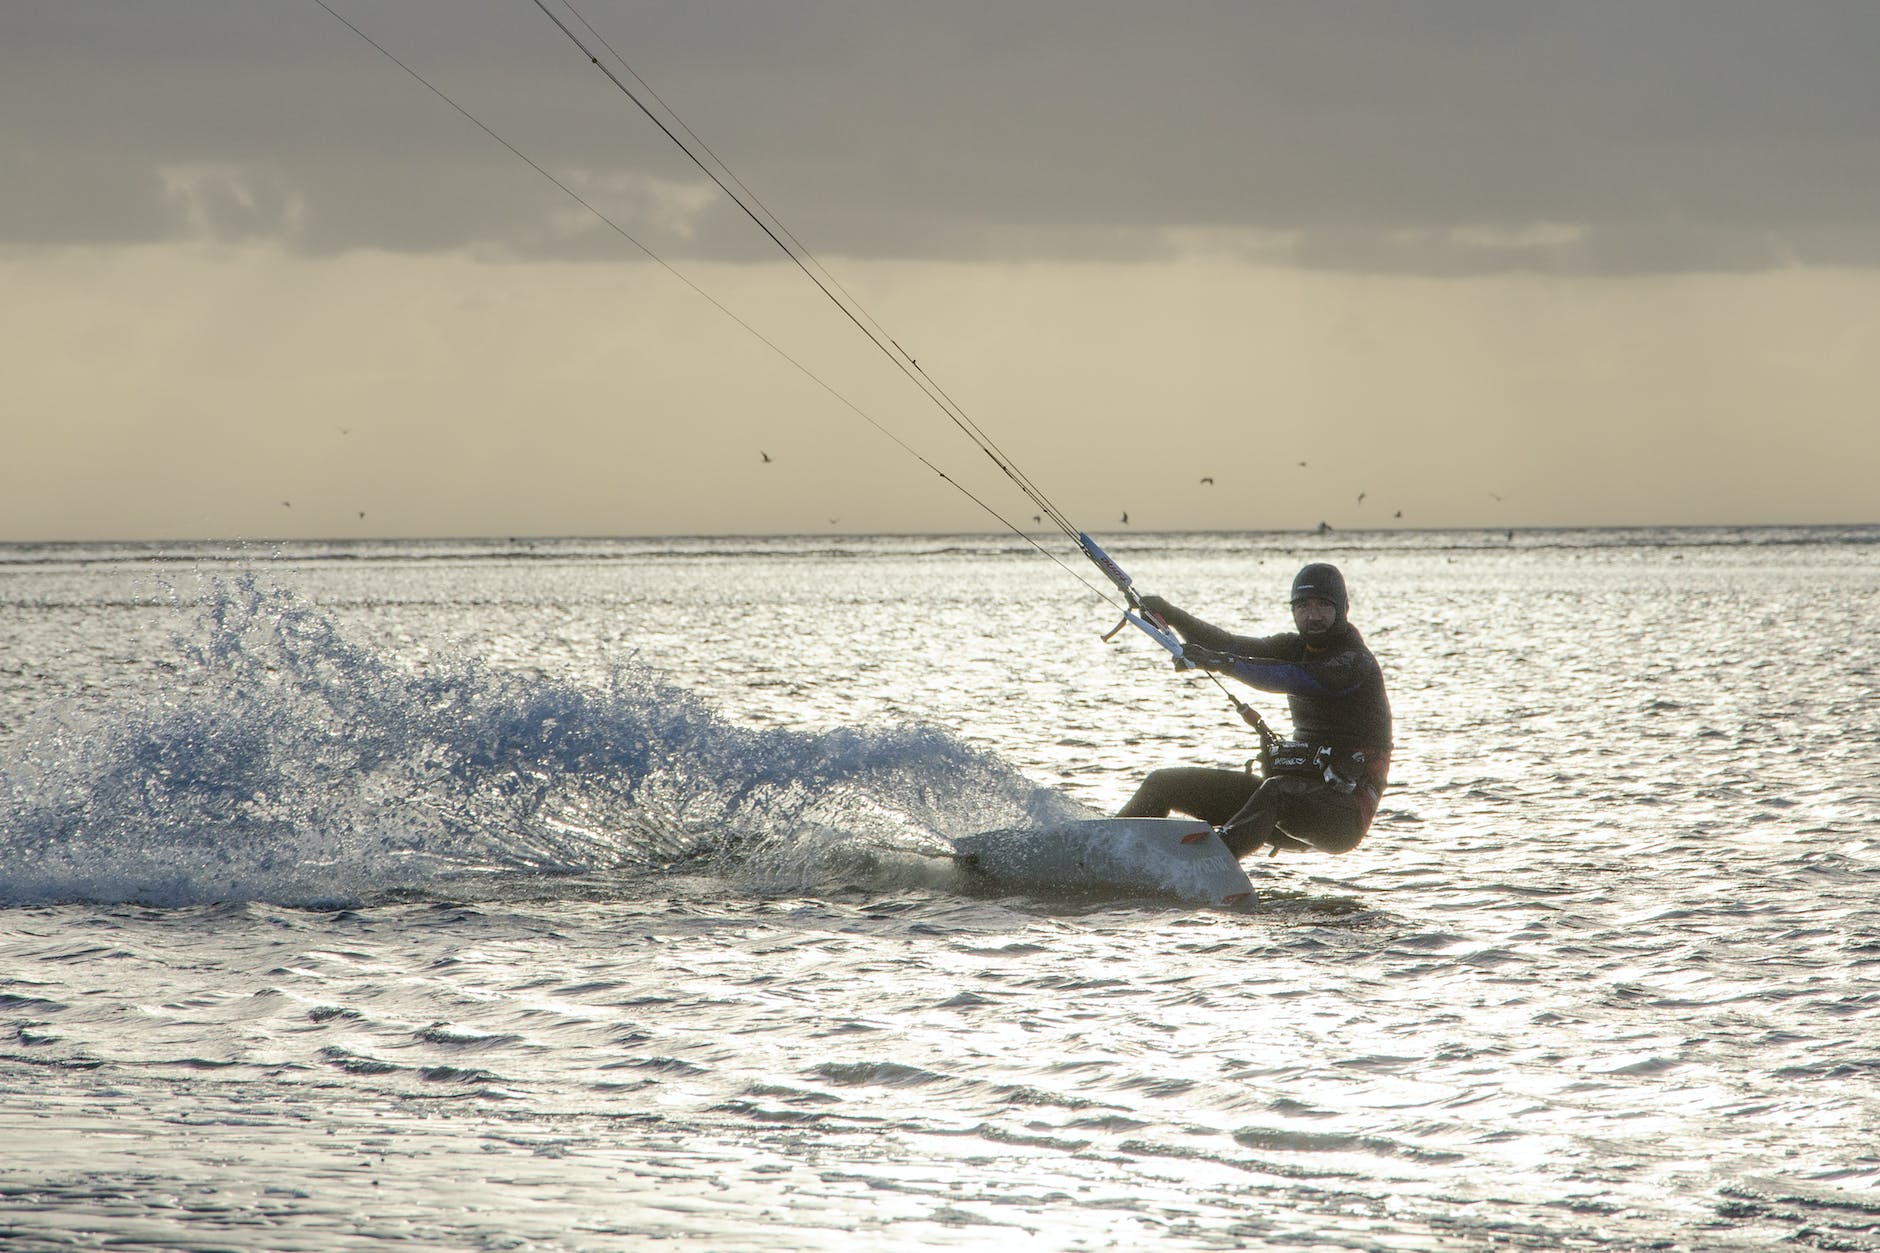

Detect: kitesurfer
1117,563,1392,857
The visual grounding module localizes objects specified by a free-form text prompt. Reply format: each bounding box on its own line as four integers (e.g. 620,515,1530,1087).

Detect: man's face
1291,596,1339,637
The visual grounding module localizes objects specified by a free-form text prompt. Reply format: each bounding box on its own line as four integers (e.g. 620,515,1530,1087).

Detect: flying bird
1394,509,1403,519
760,451,772,463
1199,476,1214,486
1120,511,1130,524
1296,461,1308,468
1357,492,1367,505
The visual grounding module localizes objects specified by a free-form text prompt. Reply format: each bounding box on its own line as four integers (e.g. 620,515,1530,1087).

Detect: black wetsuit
1118,604,1392,857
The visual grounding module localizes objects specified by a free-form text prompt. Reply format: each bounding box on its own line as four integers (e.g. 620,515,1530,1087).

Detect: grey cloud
6,1,1880,274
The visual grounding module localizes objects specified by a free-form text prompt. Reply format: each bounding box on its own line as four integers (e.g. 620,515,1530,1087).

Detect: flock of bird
279,436,1501,533
754,450,1509,531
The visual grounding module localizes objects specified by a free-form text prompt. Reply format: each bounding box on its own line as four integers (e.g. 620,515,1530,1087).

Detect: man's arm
1138,596,1290,657
1195,639,1376,696
1198,642,1375,698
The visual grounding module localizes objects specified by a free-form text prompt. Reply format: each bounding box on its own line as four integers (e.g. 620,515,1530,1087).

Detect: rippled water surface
2,528,1877,1250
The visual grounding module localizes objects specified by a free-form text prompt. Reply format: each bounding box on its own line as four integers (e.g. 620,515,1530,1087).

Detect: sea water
2,527,1877,1251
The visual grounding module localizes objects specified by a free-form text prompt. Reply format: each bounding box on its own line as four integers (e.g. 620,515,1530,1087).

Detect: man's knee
1289,826,1364,855
1118,769,1181,817
1268,777,1367,854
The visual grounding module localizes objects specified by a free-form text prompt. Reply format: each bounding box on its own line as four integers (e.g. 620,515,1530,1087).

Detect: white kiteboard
948,817,1255,906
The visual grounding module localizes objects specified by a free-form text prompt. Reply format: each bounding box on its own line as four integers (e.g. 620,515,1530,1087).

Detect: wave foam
1,573,1082,907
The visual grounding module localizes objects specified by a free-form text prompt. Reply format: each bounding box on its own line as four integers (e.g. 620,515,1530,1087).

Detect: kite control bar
1077,532,1193,668
1077,531,1276,745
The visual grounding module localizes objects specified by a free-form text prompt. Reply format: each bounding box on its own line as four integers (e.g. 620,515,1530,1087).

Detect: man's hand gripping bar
1077,532,1193,668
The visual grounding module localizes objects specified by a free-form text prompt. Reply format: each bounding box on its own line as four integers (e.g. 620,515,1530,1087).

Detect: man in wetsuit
1117,562,1391,858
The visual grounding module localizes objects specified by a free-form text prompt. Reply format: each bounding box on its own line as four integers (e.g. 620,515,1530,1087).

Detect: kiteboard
948,817,1255,906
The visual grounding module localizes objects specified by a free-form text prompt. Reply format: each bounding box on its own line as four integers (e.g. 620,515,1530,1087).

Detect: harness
1256,740,1382,797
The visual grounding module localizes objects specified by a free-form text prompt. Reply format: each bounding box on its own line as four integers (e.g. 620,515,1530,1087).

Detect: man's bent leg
1218,778,1284,857
1273,779,1367,854
1117,768,1258,826
1223,777,1367,856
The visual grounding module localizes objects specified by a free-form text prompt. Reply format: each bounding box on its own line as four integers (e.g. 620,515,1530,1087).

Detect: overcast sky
6,1,1879,540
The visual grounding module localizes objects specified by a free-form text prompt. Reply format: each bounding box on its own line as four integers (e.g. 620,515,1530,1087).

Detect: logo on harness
1260,740,1367,795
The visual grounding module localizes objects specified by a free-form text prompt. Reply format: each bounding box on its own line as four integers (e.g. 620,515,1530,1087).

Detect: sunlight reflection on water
1,527,1877,1249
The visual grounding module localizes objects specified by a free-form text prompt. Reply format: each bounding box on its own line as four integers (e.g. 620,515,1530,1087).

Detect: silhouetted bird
1357,492,1367,505
1394,510,1403,519
1199,476,1214,485
760,451,772,463
1121,511,1130,524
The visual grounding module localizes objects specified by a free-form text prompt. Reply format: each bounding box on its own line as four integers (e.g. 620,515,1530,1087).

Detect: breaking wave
0,574,1084,908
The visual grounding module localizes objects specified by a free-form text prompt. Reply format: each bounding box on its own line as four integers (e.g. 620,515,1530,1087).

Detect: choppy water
2,527,1877,1251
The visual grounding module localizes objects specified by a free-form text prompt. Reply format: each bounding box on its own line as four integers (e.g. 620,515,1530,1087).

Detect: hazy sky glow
7,2,1879,540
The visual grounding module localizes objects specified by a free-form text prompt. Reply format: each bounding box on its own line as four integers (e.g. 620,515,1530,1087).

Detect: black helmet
1290,562,1348,612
